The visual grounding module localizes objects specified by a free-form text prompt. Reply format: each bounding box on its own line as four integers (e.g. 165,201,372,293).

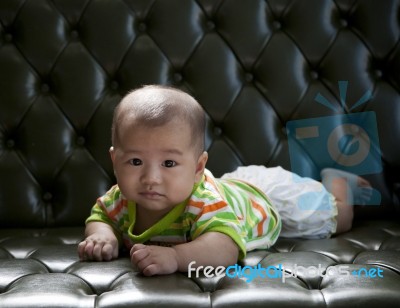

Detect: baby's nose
140,166,162,185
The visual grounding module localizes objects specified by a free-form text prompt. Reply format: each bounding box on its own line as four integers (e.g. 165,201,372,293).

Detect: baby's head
110,85,208,214
112,85,205,157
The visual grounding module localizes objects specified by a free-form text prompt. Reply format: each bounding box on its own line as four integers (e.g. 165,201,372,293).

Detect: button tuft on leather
272,21,282,30
4,33,13,42
374,69,383,78
6,139,15,148
138,22,147,32
110,81,119,90
76,136,86,146
173,73,183,83
245,73,254,83
41,84,50,93
43,192,53,201
207,21,216,30
310,70,319,80
213,127,222,136
70,30,79,39
340,18,348,28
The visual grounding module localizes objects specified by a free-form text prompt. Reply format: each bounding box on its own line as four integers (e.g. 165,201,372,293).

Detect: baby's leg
320,168,379,234
321,174,354,233
222,166,338,239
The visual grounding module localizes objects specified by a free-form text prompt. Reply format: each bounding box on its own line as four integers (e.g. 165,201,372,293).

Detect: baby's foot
320,168,381,206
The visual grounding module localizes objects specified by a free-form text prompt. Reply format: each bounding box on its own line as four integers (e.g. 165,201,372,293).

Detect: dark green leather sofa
1,0,399,307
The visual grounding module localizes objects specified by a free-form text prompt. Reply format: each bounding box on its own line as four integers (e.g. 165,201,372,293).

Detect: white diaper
221,165,338,239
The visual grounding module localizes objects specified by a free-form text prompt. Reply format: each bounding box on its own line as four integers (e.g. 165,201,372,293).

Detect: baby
78,85,377,276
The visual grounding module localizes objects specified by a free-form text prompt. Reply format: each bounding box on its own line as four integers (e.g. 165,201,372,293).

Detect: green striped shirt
87,169,281,259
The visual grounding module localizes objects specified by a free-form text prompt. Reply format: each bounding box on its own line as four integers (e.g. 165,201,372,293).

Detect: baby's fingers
130,244,149,266
101,243,117,261
79,240,104,261
130,243,147,256
92,242,109,261
77,241,88,260
78,240,95,260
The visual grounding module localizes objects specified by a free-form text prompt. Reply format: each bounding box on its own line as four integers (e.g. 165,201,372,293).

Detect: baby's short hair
112,85,206,156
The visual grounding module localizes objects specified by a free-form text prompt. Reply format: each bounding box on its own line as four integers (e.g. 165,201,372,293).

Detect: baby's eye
162,160,176,168
129,158,142,166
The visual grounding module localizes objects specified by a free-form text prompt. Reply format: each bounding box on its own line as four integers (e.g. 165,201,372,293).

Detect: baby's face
110,119,206,216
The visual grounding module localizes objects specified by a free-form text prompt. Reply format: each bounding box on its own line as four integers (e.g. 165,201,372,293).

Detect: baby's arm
78,221,119,261
130,232,239,276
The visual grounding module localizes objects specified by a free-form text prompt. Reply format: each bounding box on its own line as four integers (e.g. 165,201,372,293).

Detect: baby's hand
130,244,179,276
78,233,119,261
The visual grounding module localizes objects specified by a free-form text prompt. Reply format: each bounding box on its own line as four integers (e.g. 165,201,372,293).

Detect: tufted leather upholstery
1,0,400,306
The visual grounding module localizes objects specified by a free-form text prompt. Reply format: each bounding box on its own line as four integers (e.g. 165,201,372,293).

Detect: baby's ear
195,151,208,181
109,146,115,163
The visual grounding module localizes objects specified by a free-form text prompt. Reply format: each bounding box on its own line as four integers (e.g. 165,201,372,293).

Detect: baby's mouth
139,191,164,199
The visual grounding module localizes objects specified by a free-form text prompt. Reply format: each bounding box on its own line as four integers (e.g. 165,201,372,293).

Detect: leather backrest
0,0,399,227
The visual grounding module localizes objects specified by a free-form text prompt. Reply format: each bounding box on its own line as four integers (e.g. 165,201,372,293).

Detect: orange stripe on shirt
108,199,128,219
202,201,227,214
251,200,268,236
188,200,205,209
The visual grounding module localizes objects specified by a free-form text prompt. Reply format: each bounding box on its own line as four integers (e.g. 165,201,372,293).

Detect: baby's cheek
118,182,136,199
172,181,194,199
